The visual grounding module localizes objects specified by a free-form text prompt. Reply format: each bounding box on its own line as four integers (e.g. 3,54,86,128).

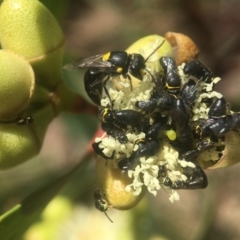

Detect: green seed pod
0,50,35,120
0,124,39,169
0,103,56,169
0,0,65,89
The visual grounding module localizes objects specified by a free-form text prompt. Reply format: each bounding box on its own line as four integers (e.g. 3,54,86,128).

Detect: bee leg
125,74,133,91
102,76,114,108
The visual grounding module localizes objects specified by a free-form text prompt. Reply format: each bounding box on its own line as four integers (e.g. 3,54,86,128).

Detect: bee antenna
104,211,113,223
144,40,165,63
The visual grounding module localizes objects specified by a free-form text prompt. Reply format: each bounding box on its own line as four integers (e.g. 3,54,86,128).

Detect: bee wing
199,118,215,128
170,108,188,128
63,54,113,71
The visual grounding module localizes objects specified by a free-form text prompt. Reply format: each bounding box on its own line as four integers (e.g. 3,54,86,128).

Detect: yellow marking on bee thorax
102,52,111,61
166,83,180,89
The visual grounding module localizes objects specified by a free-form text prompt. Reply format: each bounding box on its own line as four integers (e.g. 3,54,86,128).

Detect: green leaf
0,169,72,240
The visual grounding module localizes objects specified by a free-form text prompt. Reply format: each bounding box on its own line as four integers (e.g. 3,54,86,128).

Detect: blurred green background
1,0,240,239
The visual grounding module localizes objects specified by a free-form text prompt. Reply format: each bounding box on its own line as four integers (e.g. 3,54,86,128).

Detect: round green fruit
0,0,65,89
0,124,39,169
0,50,35,120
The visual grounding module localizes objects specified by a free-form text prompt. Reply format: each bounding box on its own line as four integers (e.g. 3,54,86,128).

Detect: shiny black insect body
160,56,181,95
182,138,215,161
145,115,168,139
157,162,208,189
98,107,128,142
135,90,175,113
94,190,113,222
208,97,229,119
199,97,231,138
118,138,160,170
229,112,240,129
157,165,174,187
136,79,198,114
83,69,104,105
100,120,128,144
136,57,188,113
202,98,240,134
183,59,214,83
157,164,168,178
64,41,165,105
180,79,198,107
171,164,208,189
200,118,231,138
94,190,108,212
169,98,194,155
99,107,150,134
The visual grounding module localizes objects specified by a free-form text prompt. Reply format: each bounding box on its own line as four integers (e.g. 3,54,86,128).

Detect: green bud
0,50,35,120
0,124,39,169
0,0,65,89
0,103,56,169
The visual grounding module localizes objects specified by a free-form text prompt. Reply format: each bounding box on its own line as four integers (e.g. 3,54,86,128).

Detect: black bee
136,57,197,113
183,59,214,83
145,114,168,139
135,90,175,113
199,97,231,138
63,41,165,105
182,138,215,161
94,190,113,223
169,98,194,156
157,163,208,189
229,112,240,129
180,79,198,107
99,107,150,134
171,164,208,189
118,138,160,170
160,56,182,95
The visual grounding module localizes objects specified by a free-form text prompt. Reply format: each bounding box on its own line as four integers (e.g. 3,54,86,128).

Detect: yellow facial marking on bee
165,130,177,141
103,52,111,61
